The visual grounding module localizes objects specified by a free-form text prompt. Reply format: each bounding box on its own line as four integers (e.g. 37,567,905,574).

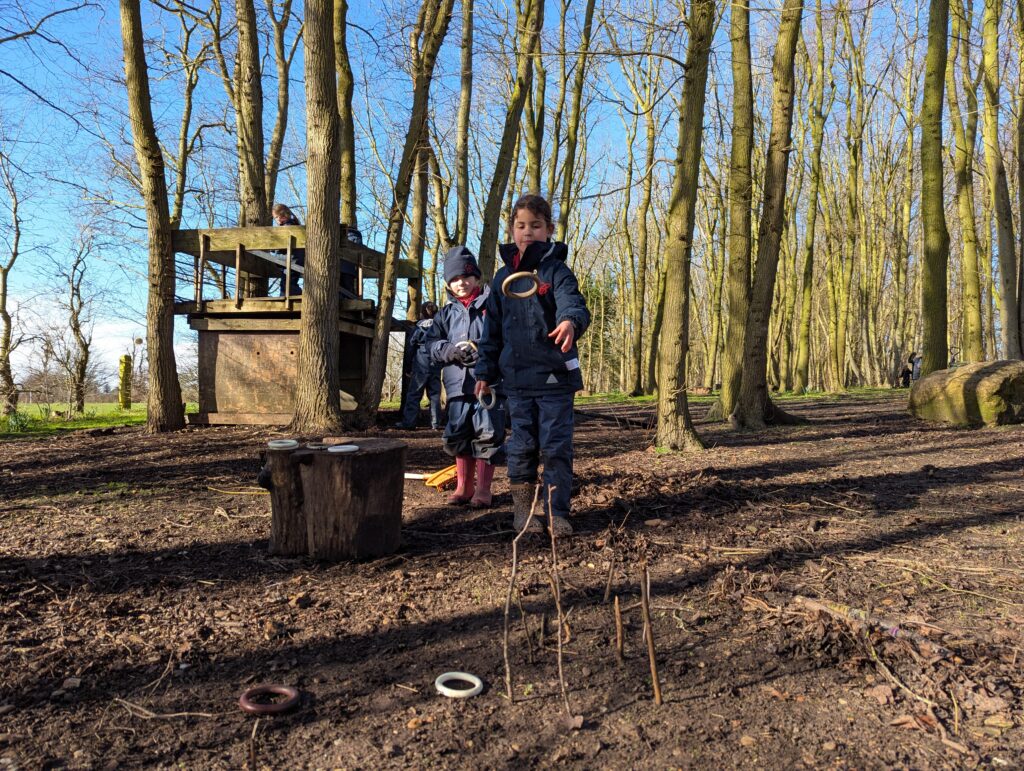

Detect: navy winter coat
475,241,590,396
427,285,494,399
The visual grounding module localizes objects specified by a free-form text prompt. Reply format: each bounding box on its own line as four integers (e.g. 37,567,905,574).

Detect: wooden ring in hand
238,685,300,715
456,340,478,353
477,389,497,410
501,271,540,299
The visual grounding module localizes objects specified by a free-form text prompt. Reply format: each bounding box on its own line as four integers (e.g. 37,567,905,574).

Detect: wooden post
235,243,244,308
197,233,209,309
303,438,406,560
285,235,294,302
266,448,308,556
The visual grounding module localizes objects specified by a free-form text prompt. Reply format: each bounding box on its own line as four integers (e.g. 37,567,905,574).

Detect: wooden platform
172,224,418,426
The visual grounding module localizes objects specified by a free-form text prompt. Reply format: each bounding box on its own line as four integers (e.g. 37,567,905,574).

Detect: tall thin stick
502,484,543,702
640,561,663,705
614,594,624,664
603,555,615,603
547,485,572,715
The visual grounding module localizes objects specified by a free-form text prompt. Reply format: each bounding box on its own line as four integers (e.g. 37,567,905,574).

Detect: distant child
272,203,304,296
474,194,590,536
427,246,506,507
397,301,443,430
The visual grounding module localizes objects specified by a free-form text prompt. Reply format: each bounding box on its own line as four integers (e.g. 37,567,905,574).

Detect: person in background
427,246,506,508
397,302,443,430
273,203,304,296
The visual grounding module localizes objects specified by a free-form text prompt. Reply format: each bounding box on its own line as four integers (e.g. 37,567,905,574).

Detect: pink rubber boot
470,459,496,508
447,455,475,504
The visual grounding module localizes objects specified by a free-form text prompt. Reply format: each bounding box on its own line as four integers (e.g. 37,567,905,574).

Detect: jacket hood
498,240,568,272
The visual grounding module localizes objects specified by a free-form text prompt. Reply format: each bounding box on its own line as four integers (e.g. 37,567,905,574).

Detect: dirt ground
1,392,1022,769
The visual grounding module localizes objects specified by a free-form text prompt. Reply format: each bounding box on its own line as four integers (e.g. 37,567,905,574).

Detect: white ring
477,390,497,410
434,672,483,698
267,439,299,450
327,444,359,453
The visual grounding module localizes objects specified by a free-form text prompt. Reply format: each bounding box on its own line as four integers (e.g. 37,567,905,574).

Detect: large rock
909,360,1024,427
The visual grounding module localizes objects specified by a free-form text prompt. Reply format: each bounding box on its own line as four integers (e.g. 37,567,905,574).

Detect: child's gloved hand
453,342,479,366
436,342,462,363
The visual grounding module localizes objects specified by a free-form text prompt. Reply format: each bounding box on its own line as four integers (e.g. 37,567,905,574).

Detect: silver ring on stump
477,389,497,410
501,271,540,299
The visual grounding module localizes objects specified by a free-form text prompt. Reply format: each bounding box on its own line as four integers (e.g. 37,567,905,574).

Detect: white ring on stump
327,444,359,453
267,439,299,450
434,672,483,698
501,271,541,299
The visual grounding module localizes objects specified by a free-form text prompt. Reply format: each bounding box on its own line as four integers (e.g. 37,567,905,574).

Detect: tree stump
262,438,406,560
266,448,307,556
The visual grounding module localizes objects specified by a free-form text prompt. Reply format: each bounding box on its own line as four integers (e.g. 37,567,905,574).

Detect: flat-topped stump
263,438,406,561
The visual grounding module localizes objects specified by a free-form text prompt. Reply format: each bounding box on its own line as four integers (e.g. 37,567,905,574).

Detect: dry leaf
739,735,756,747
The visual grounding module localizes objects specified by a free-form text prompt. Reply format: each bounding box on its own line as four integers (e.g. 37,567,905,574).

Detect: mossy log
908,360,1024,427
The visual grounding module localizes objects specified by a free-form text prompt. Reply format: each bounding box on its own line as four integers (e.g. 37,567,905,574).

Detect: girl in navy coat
427,246,507,507
474,195,590,536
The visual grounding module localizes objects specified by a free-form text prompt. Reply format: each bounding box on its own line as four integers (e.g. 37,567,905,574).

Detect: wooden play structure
172,225,418,425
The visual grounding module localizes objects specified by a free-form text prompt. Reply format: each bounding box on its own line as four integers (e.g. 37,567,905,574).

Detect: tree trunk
654,0,715,452
981,0,1021,359
946,0,984,363
731,0,804,430
119,0,185,433
478,0,541,278
355,0,455,425
234,0,269,296
0,153,20,416
407,143,428,321
266,0,297,210
714,0,753,419
454,0,473,244
920,0,950,377
292,0,344,433
554,0,597,242
335,0,358,226
793,0,833,393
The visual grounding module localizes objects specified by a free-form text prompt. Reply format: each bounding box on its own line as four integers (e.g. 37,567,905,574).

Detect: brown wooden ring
238,685,300,715
501,271,540,299
455,340,478,353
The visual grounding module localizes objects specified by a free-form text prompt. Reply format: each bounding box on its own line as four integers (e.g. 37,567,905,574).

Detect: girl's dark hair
508,194,554,232
420,301,439,320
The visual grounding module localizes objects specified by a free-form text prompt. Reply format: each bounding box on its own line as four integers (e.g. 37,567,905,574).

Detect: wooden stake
547,485,572,716
614,594,624,664
502,484,542,702
640,561,662,705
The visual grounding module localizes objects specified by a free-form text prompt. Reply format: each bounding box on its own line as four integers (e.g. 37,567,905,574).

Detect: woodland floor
1,392,1022,770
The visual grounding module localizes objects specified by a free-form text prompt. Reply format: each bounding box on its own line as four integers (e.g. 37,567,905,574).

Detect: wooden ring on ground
238,685,300,715
477,389,497,410
434,672,483,698
501,271,540,299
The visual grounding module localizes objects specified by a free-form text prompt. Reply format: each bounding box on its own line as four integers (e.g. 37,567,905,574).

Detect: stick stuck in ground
640,561,662,705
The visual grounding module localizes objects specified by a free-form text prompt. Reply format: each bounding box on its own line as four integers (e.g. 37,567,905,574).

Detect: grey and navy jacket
404,318,441,377
427,285,494,399
475,240,590,396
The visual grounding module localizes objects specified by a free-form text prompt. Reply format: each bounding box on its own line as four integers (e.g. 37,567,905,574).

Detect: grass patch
2,402,149,439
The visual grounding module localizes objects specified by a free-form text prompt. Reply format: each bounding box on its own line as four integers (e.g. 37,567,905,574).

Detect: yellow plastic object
424,464,458,491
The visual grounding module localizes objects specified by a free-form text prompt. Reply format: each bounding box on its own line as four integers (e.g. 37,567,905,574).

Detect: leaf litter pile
1,393,1022,768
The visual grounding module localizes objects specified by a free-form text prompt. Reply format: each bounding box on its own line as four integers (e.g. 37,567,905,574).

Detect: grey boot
511,482,543,533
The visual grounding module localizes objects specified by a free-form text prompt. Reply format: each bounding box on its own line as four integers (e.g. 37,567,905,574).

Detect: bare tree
655,0,716,452
354,0,455,426
119,0,185,432
730,0,804,430
291,0,343,432
920,0,950,376
0,147,26,415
